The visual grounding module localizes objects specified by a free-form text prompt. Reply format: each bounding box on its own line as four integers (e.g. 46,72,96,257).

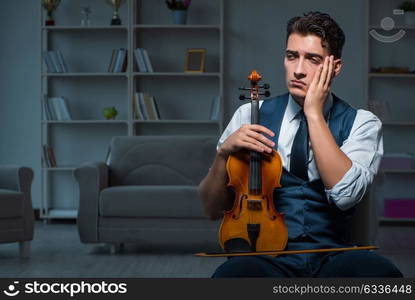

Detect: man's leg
211,256,291,278
315,250,403,277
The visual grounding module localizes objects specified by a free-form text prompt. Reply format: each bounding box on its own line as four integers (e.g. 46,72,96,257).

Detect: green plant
399,0,415,11
103,106,118,120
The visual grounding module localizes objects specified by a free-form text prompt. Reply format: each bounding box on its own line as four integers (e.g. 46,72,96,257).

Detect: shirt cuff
324,161,366,211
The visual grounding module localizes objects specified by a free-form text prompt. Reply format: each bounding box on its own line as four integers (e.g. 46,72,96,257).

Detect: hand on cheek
303,55,335,117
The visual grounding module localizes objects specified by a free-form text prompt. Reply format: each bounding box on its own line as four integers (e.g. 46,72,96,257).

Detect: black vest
259,93,357,245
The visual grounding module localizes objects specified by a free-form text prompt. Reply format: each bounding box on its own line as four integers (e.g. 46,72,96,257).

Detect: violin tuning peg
263,83,270,89
264,91,270,97
239,94,247,101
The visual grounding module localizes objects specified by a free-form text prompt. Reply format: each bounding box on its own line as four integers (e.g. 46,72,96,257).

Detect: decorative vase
404,11,415,25
172,10,187,25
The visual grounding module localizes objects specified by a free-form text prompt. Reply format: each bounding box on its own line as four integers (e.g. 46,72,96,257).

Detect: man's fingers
241,137,273,153
311,63,322,87
248,124,275,137
246,130,275,148
324,55,334,88
319,56,329,87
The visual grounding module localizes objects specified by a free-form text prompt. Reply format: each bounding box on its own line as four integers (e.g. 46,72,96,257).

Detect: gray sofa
74,135,221,252
0,165,34,258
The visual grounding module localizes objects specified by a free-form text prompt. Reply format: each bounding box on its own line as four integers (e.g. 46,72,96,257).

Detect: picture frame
184,48,206,73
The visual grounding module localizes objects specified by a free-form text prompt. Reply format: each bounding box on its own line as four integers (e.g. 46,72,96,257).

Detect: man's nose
294,58,306,79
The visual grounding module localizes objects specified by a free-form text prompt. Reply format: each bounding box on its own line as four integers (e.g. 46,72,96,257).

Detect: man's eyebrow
285,50,324,60
285,50,298,55
305,52,324,60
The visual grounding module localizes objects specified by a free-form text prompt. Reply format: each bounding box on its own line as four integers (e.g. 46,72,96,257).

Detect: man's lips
291,80,306,86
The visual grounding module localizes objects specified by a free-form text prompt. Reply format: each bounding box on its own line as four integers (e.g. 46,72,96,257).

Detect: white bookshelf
369,73,415,78
366,0,415,225
133,72,221,77
40,0,224,219
43,73,128,77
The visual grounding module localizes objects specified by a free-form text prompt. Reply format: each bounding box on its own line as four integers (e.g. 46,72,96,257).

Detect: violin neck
249,100,262,195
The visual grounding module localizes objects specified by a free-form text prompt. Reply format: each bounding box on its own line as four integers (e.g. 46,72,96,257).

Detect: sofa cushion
99,185,206,218
0,189,24,218
106,136,217,186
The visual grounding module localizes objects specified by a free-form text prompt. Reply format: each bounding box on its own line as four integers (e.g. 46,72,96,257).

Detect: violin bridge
247,199,262,211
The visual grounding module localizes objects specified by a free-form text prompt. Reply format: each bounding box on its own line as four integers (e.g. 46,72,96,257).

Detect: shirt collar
287,92,333,122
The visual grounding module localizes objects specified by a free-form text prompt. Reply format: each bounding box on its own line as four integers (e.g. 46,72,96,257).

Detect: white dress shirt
217,93,383,211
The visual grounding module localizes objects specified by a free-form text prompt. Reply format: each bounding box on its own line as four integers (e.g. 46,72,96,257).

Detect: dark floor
0,221,414,278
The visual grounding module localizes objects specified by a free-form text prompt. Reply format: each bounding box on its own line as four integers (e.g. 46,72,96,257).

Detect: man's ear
333,58,342,77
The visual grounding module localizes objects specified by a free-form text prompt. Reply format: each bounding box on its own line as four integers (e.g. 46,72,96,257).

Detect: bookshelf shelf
369,25,415,30
380,169,415,174
133,120,219,124
42,26,129,31
369,73,415,78
43,73,128,77
133,72,221,77
379,217,415,225
42,120,128,124
46,209,78,219
382,122,415,126
42,167,77,172
133,24,220,30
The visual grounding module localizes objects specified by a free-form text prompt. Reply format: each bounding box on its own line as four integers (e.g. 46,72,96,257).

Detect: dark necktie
290,110,309,181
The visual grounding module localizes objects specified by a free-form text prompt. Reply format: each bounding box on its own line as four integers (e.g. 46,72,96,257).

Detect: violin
218,70,288,253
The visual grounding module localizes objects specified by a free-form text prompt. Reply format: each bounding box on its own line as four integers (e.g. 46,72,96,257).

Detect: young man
198,11,403,277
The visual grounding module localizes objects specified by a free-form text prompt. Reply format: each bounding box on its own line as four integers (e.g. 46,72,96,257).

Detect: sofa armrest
0,165,35,240
73,162,108,243
0,165,33,192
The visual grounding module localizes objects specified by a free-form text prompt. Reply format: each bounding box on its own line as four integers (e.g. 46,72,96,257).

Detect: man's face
284,33,334,105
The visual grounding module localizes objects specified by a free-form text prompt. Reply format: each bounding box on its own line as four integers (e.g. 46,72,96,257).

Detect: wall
0,0,41,207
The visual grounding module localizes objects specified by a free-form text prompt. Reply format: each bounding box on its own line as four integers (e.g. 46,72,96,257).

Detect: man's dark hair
286,11,345,59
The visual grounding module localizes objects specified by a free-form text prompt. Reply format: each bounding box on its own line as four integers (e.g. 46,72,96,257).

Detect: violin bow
195,245,378,257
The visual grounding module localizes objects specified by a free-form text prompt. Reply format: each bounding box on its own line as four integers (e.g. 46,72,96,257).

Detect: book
121,50,128,72
143,93,158,120
49,97,63,120
113,49,123,73
57,98,72,120
49,51,63,73
113,49,127,73
56,50,68,73
42,145,51,167
133,93,144,120
48,97,72,121
209,96,220,120
384,198,415,218
141,49,154,72
108,49,117,72
42,145,57,167
137,92,149,119
46,97,57,120
42,94,52,120
43,51,56,73
149,96,160,120
134,48,147,72
47,145,57,167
